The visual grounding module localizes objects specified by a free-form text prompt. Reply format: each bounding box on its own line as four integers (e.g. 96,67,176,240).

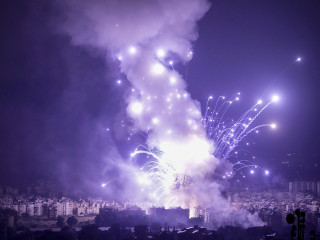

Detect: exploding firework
204,94,279,178
130,91,279,208
61,0,289,227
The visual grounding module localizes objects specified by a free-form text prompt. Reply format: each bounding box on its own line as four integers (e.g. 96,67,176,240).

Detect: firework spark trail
132,93,278,200
203,95,278,162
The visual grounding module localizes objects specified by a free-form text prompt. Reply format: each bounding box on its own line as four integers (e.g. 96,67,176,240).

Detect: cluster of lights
108,47,295,205
203,93,281,179
117,46,195,81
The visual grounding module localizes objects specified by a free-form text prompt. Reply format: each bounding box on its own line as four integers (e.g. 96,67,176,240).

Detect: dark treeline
1,208,318,240
2,223,281,240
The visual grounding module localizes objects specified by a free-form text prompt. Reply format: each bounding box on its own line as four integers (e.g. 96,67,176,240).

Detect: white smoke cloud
58,0,264,228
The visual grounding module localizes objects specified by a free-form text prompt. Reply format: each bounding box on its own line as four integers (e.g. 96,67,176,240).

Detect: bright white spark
130,102,143,115
156,49,166,58
169,77,176,84
272,95,280,102
152,117,159,125
270,123,277,129
128,46,137,54
151,63,165,75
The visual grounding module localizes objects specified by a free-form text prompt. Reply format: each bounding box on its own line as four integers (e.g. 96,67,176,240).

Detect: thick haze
1,0,320,207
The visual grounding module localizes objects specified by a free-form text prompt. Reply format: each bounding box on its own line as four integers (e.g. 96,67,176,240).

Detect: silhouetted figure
286,209,306,240
310,230,316,240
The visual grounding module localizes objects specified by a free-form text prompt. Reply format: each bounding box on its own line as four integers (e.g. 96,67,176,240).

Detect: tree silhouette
134,225,148,238
78,224,100,240
57,216,65,228
67,216,78,228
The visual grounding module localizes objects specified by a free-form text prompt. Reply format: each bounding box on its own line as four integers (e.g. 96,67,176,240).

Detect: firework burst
131,93,278,207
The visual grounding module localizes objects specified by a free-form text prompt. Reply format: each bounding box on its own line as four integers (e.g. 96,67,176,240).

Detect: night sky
1,0,320,193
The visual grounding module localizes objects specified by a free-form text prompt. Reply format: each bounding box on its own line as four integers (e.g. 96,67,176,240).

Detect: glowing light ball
129,102,143,115
158,136,212,174
169,77,176,84
128,46,137,54
156,49,166,58
270,123,277,129
272,95,279,102
152,117,159,125
265,170,269,175
257,100,262,105
117,80,122,84
250,170,254,174
151,63,165,75
296,57,302,62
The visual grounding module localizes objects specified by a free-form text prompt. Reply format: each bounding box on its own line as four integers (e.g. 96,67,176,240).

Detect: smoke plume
57,0,263,228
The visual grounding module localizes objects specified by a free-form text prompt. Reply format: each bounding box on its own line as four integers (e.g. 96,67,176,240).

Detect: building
47,205,57,219
18,204,27,215
189,206,201,218
149,207,189,226
26,204,35,216
34,203,43,216
64,201,74,216
289,181,320,197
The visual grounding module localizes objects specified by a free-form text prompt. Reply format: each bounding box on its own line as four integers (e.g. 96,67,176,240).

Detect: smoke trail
57,0,263,227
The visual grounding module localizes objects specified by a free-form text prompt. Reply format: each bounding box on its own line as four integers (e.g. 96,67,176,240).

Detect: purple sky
1,0,320,193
